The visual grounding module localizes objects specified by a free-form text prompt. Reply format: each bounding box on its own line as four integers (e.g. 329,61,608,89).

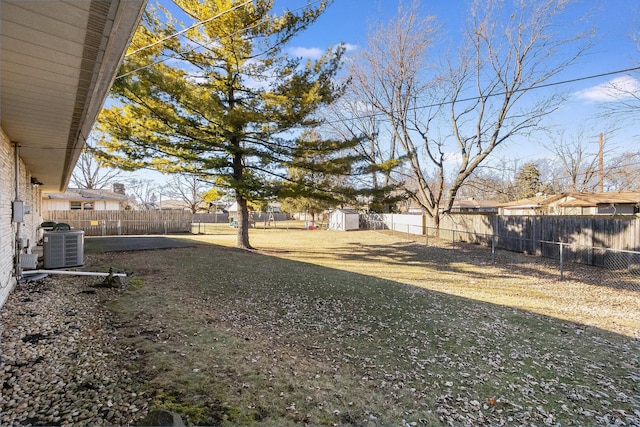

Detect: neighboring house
403,199,501,215
549,192,640,216
0,0,145,307
156,199,208,212
499,192,640,216
498,194,564,216
448,199,501,214
43,188,131,212
404,201,425,214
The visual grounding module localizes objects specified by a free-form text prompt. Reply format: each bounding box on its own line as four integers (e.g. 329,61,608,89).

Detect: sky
113,0,640,188
285,0,639,162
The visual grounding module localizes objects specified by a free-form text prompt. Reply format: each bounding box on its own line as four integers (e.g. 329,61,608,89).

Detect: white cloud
575,75,640,102
343,43,358,52
288,44,358,60
289,46,324,59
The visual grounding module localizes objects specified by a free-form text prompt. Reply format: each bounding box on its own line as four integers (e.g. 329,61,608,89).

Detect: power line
125,0,253,58
116,0,324,80
323,66,640,125
114,1,640,133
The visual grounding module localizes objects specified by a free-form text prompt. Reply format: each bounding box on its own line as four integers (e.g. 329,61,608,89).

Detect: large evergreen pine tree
279,130,360,222
97,0,348,249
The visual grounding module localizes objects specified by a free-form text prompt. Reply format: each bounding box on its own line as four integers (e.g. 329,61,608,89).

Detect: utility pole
598,133,604,193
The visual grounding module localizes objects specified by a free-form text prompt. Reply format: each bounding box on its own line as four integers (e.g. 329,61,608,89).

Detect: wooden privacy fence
432,214,640,270
433,214,640,252
364,213,640,269
43,210,193,236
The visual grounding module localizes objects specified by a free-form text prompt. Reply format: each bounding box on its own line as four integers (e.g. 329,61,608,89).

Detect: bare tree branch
71,145,123,189
162,173,212,213
348,0,592,225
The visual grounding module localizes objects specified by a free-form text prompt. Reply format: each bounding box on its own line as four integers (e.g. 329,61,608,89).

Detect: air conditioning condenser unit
43,230,84,269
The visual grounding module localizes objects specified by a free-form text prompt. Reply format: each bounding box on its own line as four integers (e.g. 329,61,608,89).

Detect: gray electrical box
12,200,24,223
43,231,84,269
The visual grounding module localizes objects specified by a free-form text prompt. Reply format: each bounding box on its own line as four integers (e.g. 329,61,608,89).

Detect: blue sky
294,0,640,139
286,0,639,158
124,0,639,186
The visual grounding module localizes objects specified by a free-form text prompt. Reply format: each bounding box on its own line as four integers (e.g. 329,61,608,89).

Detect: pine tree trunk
236,195,253,249
231,134,253,249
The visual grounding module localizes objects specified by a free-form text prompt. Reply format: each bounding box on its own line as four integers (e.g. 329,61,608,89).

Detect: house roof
452,199,502,209
558,192,640,207
157,199,210,210
44,188,130,202
500,192,640,209
1,0,146,191
498,194,564,209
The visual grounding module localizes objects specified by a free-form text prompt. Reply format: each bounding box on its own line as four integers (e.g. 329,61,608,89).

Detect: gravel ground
1,275,150,426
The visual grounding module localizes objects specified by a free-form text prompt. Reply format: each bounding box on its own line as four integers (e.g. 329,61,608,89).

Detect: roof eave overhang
0,0,146,191
60,0,146,191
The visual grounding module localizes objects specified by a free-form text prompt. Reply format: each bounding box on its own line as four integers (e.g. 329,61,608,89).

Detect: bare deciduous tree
456,159,519,202
605,151,640,191
71,145,122,189
162,174,211,214
126,178,162,210
600,75,640,122
345,1,439,214
543,129,603,192
349,0,592,225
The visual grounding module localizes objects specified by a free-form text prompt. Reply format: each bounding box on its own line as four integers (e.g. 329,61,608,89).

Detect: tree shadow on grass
93,240,640,426
332,237,640,293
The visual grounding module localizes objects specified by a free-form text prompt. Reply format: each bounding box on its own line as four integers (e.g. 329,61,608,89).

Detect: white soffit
0,0,145,191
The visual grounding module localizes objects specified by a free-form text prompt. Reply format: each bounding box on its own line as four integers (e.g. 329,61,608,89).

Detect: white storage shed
328,209,360,231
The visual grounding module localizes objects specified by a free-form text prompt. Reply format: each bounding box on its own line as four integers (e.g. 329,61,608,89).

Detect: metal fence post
452,229,455,248
407,224,410,241
559,241,564,280
492,235,496,264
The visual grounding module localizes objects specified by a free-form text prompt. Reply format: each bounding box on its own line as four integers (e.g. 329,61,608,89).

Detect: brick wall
0,129,43,308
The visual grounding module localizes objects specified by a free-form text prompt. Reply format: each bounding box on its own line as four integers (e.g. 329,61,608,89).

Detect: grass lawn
91,226,640,426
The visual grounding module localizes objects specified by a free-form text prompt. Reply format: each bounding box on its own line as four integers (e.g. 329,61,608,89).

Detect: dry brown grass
88,226,639,426
187,226,639,338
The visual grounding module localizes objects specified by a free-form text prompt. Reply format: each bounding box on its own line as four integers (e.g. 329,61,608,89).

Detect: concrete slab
85,236,195,253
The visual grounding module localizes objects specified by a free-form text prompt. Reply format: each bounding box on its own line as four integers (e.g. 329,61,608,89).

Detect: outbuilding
328,209,360,231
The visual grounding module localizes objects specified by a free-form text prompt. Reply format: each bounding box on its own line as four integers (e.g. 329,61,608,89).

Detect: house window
70,201,95,210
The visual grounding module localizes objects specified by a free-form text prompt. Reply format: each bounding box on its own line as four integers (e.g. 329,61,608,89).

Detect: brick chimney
113,183,125,195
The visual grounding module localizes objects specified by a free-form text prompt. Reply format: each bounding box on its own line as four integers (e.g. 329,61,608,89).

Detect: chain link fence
361,216,640,290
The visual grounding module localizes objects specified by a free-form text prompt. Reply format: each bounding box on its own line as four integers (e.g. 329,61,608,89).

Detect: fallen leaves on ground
87,230,640,426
